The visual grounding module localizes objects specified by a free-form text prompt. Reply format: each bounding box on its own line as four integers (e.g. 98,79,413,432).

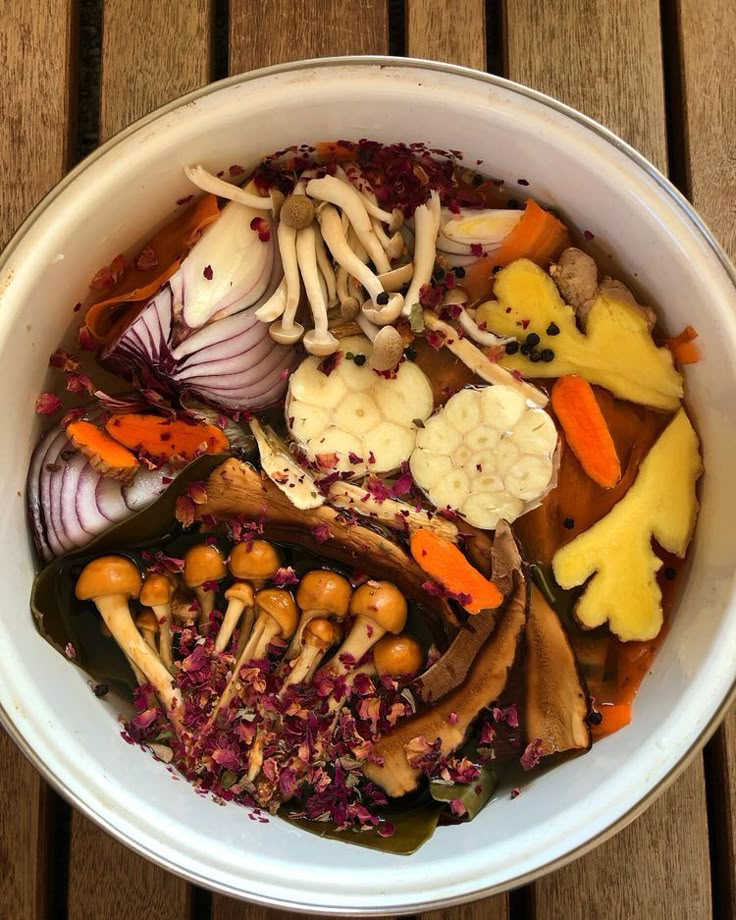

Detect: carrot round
104,413,228,463
551,376,622,489
67,420,140,484
665,324,701,365
410,529,503,614
84,194,220,345
494,199,569,267
590,702,632,740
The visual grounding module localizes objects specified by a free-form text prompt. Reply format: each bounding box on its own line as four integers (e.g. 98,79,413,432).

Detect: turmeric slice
410,529,503,614
551,375,621,489
84,194,220,345
67,420,140,484
104,413,228,464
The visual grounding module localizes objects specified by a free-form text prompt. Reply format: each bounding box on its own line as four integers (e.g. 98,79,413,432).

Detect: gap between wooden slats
504,2,712,916
66,3,214,919
675,2,736,915
0,2,76,919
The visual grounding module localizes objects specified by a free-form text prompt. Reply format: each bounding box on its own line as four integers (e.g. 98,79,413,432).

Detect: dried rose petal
175,495,196,527
520,737,544,771
250,216,271,243
203,264,214,281
134,245,159,271
49,349,80,373
35,393,63,416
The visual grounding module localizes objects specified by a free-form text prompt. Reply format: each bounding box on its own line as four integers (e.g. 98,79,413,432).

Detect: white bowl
2,58,736,915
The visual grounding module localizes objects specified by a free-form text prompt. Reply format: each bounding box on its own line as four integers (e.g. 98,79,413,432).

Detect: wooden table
2,1,734,917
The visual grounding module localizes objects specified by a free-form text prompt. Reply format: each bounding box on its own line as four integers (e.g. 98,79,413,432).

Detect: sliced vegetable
409,385,558,529
104,414,228,463
494,199,568,267
410,529,503,614
665,324,701,365
437,208,523,263
553,409,702,641
196,458,457,626
67,420,140,484
525,586,591,756
477,259,683,411
84,194,220,345
364,562,527,797
250,418,324,510
286,335,434,476
550,375,621,489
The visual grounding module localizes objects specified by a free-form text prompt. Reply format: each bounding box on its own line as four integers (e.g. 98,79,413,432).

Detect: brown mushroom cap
349,580,408,634
140,574,175,607
373,633,424,678
229,540,281,582
76,556,142,602
280,194,315,230
225,581,255,605
135,608,160,633
183,544,226,589
296,570,352,618
255,589,299,637
303,617,340,650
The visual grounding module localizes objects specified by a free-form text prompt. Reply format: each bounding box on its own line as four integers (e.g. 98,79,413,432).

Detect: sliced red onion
95,476,129,523
122,466,172,511
60,450,90,544
77,463,115,537
28,426,67,561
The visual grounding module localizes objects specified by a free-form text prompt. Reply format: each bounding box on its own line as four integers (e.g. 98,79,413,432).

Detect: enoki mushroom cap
183,544,226,589
373,633,424,678
135,608,160,633
349,580,408,635
296,570,352,618
229,540,281,581
280,194,316,230
255,588,299,637
303,617,340,650
140,574,175,607
75,555,142,602
224,581,255,605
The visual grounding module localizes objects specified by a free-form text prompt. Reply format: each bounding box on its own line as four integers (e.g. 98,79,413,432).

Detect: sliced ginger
552,408,702,641
476,259,683,411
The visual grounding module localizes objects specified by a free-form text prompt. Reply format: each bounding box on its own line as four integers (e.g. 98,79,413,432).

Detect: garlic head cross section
409,385,558,529
286,336,434,477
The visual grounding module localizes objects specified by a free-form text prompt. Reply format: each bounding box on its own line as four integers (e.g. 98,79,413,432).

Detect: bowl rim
3,54,736,914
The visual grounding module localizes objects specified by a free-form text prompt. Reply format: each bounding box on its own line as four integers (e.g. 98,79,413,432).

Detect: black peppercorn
376,292,389,306
588,710,603,725
529,350,542,363
454,266,466,278
492,265,503,274
546,322,560,336
664,566,677,581
404,346,417,361
505,341,519,355
433,267,446,281
93,683,109,698
520,344,531,356
472,174,484,186
526,332,540,347
353,353,367,366
540,348,555,362
563,517,575,530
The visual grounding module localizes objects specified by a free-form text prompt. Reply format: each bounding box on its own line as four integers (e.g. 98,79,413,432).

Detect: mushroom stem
306,175,392,273
336,265,360,319
214,582,255,655
296,224,339,356
335,165,396,224
457,304,511,347
402,191,441,316
371,216,405,260
313,225,338,307
141,575,176,671
184,165,275,210
281,618,340,692
269,221,304,345
255,276,288,323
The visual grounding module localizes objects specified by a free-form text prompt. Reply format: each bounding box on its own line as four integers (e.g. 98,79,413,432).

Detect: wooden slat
406,0,486,71
0,2,75,918
67,2,214,917
421,898,509,920
504,1,713,915
228,0,389,74
99,0,213,140
677,3,736,913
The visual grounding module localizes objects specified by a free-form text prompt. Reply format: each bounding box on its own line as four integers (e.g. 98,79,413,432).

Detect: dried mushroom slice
409,384,558,529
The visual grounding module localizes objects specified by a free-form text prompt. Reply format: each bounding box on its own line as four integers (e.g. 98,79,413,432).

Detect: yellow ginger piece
552,409,702,641
476,259,683,411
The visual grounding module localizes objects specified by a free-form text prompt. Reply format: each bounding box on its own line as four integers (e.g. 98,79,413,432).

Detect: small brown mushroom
183,544,227,633
324,580,408,677
356,315,405,372
75,556,182,726
214,581,255,655
229,540,282,588
136,608,159,652
373,633,424,681
280,194,315,230
140,574,175,670
286,569,352,659
280,617,341,693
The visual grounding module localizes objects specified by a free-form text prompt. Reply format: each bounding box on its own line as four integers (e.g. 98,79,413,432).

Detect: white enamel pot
1,58,735,915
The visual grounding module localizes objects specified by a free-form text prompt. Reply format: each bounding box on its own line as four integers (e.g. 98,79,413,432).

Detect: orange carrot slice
84,194,220,345
67,420,140,484
104,414,228,463
665,324,701,365
409,529,503,614
551,376,622,489
590,702,632,740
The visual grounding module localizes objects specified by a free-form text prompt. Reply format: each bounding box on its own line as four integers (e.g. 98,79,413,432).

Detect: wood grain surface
406,0,487,71
677,4,736,915
0,2,75,918
421,897,510,920
229,0,388,74
504,2,713,915
99,0,213,141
